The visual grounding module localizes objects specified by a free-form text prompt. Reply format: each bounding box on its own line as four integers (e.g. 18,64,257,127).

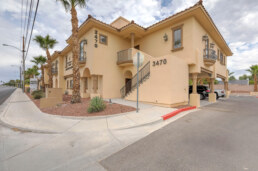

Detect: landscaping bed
26,93,136,117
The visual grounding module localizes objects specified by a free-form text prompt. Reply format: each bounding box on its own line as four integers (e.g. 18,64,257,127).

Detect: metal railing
117,48,133,64
203,48,217,60
120,61,150,98
52,68,58,74
79,52,86,63
66,61,72,70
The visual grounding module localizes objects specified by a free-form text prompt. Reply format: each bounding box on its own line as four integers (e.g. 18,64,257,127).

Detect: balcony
203,48,217,66
79,52,86,67
52,68,58,75
117,48,134,66
66,61,72,70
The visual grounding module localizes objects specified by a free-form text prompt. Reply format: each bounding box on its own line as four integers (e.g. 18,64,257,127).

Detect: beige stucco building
43,1,233,107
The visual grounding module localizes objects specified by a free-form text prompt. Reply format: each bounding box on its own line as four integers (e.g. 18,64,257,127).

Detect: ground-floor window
70,80,73,89
84,78,88,92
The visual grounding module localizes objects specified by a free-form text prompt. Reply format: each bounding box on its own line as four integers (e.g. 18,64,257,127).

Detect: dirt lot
27,93,136,117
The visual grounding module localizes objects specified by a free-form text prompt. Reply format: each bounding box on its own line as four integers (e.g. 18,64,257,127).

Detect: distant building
218,80,249,85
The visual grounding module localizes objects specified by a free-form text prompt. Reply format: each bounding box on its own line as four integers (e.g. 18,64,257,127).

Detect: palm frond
57,0,71,11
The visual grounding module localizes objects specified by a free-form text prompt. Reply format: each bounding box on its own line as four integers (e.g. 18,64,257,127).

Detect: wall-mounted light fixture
202,34,208,41
163,33,168,42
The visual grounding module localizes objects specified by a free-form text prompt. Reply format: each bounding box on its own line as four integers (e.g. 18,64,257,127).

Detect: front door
125,78,132,94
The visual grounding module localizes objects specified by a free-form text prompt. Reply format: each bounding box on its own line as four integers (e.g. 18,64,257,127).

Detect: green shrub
33,93,43,99
87,97,106,113
26,87,30,93
31,90,43,96
32,90,44,99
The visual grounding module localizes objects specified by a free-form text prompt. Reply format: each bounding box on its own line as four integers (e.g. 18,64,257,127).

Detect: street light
3,44,23,52
2,37,26,93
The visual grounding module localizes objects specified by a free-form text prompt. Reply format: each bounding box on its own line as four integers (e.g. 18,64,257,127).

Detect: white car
214,89,226,99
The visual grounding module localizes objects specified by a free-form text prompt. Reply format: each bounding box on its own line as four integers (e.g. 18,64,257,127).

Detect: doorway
125,78,132,94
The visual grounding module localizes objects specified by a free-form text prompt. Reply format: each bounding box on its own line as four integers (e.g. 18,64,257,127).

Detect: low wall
214,84,254,92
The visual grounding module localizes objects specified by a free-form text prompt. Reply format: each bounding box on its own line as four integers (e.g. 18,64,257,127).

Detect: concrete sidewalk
0,89,182,133
0,89,198,171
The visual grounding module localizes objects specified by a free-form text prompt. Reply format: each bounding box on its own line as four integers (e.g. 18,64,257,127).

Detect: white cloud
0,0,257,82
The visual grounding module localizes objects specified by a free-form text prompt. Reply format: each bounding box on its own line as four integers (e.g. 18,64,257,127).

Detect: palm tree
31,55,47,91
34,35,57,88
57,0,86,103
246,65,258,92
25,66,39,79
228,70,236,81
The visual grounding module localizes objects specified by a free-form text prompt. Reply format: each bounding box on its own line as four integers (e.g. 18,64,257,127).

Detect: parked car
205,88,225,99
189,85,209,100
214,89,225,99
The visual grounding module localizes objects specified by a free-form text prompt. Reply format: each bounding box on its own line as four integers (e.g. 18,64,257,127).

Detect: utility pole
20,66,22,88
22,36,25,93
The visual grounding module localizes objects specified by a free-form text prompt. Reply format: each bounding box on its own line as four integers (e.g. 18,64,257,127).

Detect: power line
23,0,29,34
25,0,34,46
20,0,24,50
25,0,40,61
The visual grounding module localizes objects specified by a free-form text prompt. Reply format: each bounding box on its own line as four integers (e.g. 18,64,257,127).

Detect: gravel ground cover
26,93,136,117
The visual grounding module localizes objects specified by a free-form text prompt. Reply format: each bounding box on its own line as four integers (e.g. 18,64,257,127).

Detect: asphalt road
0,87,16,105
101,96,258,171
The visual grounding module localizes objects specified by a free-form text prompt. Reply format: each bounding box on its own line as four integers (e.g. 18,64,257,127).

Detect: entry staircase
120,61,150,98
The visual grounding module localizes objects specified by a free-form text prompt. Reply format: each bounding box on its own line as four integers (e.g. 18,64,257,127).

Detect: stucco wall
126,55,189,106
192,18,227,77
89,27,131,98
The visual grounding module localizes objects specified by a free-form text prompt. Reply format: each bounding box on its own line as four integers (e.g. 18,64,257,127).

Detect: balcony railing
52,68,58,74
79,52,86,65
203,48,217,66
117,48,133,65
66,61,72,70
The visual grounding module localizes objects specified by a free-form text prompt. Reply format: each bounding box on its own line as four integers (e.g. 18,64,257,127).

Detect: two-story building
43,0,233,107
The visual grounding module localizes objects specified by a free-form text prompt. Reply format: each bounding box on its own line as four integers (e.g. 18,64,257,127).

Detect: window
99,34,108,45
70,80,73,89
84,78,88,92
80,40,87,61
172,25,183,51
217,49,220,61
220,52,223,64
67,80,69,89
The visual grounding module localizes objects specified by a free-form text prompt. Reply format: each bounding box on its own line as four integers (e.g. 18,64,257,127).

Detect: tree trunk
46,49,53,88
70,6,81,103
254,73,257,92
41,65,45,91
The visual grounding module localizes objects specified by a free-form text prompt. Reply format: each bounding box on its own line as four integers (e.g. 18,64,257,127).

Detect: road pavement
0,87,16,105
101,96,258,171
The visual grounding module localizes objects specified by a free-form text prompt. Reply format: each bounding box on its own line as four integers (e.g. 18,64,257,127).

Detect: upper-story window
80,40,87,61
217,49,220,61
99,34,108,45
220,52,224,64
172,24,183,51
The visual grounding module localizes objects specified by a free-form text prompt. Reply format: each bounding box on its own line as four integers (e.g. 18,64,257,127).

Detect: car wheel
215,92,219,99
200,94,205,100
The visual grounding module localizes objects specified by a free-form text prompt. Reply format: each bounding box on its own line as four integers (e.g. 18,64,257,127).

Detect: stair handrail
120,61,150,98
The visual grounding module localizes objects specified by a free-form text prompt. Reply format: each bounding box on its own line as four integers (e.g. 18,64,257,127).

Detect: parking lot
101,96,258,171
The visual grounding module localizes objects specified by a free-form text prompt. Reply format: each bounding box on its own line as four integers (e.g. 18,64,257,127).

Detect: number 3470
152,59,167,67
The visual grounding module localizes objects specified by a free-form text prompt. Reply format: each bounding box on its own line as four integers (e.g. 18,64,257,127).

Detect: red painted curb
162,106,196,120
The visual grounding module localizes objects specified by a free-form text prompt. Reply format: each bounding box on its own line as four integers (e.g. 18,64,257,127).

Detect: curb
162,106,196,120
0,119,60,134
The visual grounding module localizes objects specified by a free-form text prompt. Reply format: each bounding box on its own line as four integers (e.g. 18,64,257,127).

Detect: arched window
80,40,87,61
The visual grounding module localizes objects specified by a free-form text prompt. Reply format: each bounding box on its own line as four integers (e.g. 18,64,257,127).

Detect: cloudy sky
0,0,257,82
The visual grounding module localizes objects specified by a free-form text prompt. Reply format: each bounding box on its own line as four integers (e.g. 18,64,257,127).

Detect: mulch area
26,93,136,117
